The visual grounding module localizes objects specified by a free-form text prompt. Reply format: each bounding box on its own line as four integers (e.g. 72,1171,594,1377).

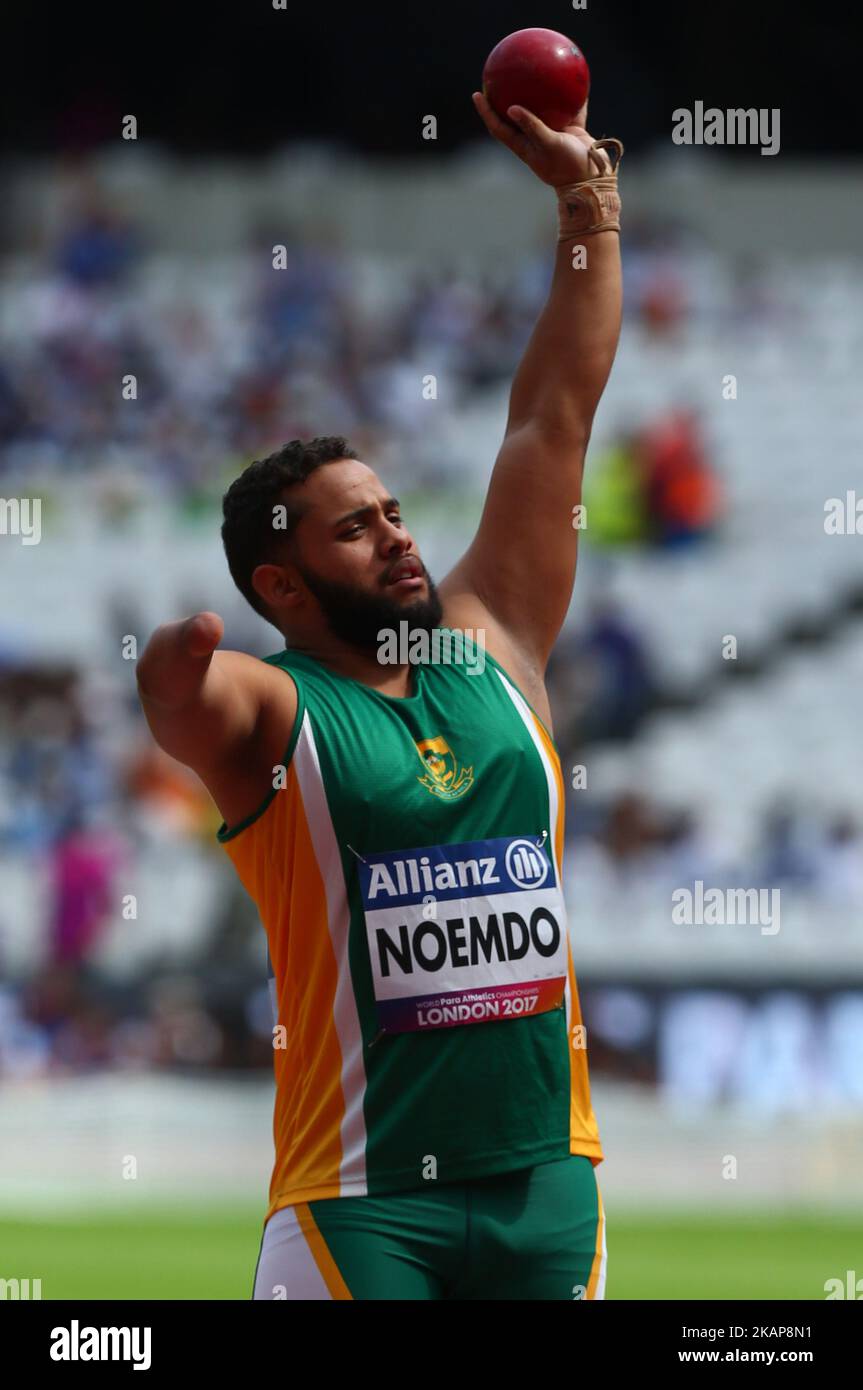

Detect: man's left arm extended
442,95,623,670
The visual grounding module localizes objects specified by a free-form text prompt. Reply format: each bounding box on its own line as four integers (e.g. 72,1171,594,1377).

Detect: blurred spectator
124,741,217,840
47,810,124,966
56,195,140,287
811,814,863,907
0,670,116,849
583,434,650,545
621,216,689,339
0,985,51,1077
570,600,655,743
754,803,817,889
639,407,722,547
602,793,659,875
584,410,721,551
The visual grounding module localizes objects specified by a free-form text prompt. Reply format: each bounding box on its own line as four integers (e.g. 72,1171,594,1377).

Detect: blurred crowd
0,183,739,500
566,790,863,905
0,176,853,1080
0,187,548,492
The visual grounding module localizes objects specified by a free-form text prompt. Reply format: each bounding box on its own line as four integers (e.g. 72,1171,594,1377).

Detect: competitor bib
357,834,568,1033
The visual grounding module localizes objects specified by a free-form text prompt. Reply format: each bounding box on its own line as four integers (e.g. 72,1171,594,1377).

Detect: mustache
381,559,427,585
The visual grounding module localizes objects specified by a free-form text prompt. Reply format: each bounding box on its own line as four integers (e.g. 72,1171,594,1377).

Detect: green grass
1,1207,263,1301
1,1207,857,1299
604,1212,859,1301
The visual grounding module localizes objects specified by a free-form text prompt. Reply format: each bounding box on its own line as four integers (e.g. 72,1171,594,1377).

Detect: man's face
286,459,443,652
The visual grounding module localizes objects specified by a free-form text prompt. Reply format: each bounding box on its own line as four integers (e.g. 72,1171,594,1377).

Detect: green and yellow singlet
219,629,603,1220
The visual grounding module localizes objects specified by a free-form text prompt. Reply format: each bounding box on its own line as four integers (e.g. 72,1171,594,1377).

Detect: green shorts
253,1154,606,1300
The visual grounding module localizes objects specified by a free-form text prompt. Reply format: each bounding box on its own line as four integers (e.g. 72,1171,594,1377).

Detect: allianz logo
367,838,549,900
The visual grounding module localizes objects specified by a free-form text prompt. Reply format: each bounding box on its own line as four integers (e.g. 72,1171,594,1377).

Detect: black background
3,0,858,157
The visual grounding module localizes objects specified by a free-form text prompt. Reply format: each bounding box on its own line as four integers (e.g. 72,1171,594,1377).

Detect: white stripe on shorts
253,1206,333,1301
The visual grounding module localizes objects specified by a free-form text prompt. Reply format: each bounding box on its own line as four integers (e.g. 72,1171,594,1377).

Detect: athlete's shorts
252,1154,606,1300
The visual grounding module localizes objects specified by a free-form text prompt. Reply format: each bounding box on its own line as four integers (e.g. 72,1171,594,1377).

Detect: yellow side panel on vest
222,767,351,1210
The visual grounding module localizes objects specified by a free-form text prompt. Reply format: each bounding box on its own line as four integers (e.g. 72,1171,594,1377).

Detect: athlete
137,92,623,1299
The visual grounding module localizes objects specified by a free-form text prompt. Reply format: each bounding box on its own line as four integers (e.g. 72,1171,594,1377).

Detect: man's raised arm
504,127,622,439
441,94,623,670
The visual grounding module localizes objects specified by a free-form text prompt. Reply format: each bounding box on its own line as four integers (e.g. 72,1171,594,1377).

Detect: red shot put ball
482,28,590,132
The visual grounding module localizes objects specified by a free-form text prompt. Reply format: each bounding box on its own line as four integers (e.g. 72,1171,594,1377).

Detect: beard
296,560,444,655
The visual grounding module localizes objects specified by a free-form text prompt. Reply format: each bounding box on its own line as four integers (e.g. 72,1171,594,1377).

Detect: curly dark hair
221,436,359,621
